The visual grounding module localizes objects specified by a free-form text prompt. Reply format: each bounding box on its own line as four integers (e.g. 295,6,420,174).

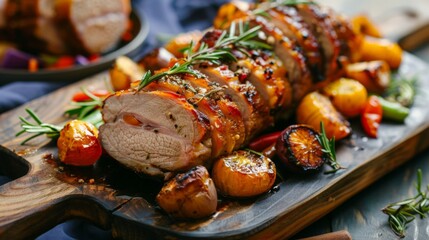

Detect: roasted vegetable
378,96,410,122
164,31,203,58
57,120,102,166
345,60,391,94
322,78,368,118
212,150,276,198
72,89,110,102
297,92,351,140
276,125,326,173
156,166,217,219
351,15,382,38
248,131,282,152
384,77,416,107
359,36,402,69
361,96,383,138
109,56,145,91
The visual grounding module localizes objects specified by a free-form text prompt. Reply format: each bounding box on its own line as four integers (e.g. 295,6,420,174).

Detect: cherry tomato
72,89,110,102
248,131,281,152
57,120,102,166
361,95,383,138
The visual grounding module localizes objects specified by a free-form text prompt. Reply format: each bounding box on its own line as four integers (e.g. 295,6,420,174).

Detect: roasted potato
359,36,402,69
57,120,102,166
212,150,276,198
345,60,391,94
322,78,368,118
276,125,326,173
109,56,145,91
156,166,217,219
296,92,351,140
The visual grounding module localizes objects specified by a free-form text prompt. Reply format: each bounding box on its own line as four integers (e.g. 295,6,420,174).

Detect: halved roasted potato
109,56,145,91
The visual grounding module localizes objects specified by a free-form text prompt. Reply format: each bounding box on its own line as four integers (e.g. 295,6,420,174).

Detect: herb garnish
316,121,344,174
137,22,271,91
16,107,103,145
253,0,314,16
382,169,429,238
65,88,104,121
16,108,62,145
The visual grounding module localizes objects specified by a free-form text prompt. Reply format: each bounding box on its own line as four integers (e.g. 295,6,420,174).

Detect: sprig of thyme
316,121,344,174
382,169,429,238
137,22,271,91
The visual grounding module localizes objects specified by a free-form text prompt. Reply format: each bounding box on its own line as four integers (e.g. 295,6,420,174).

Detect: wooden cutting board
1,53,429,240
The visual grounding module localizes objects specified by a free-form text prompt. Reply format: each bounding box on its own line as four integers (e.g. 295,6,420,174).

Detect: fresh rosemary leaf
382,169,429,238
137,23,271,92
316,121,344,174
16,108,62,145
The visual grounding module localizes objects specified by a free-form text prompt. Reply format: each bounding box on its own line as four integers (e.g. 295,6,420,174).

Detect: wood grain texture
0,54,428,239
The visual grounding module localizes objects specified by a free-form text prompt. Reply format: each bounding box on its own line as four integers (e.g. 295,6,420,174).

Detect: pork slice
267,6,324,82
248,16,312,104
197,65,271,140
143,73,244,158
230,50,293,112
294,4,341,84
100,91,211,177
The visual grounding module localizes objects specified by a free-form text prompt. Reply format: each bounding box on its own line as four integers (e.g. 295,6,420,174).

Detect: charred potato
346,60,391,94
57,120,102,166
322,78,368,118
109,56,145,91
156,166,217,219
212,150,276,198
276,125,326,173
296,92,351,140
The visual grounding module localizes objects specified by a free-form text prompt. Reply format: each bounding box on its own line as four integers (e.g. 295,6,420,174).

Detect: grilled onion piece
297,92,351,140
156,166,217,219
276,125,326,173
212,150,276,198
322,78,368,118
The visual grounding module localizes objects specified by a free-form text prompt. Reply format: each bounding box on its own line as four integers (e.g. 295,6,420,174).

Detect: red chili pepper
248,131,282,152
361,95,383,138
72,89,110,102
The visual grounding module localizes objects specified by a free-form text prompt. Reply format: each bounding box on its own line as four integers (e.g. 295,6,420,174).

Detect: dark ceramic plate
0,10,149,82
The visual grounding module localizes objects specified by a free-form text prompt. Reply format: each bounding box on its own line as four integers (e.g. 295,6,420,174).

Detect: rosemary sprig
137,22,271,91
253,0,314,16
16,108,63,145
16,106,104,145
316,121,344,174
382,169,429,238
